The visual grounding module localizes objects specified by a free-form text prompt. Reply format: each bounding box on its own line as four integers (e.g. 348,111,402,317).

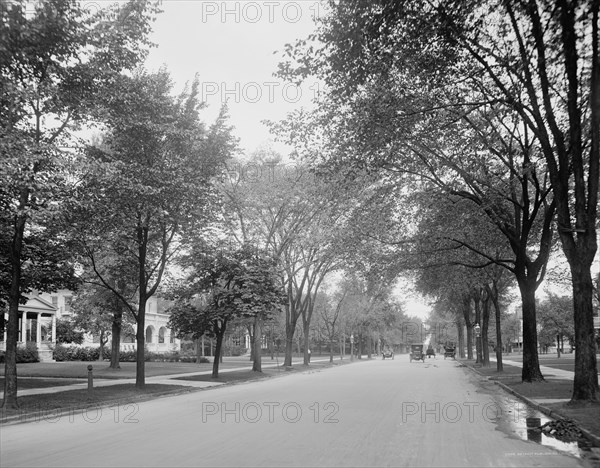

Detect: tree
538,294,575,357
67,69,236,388
169,246,285,377
55,318,84,345
316,288,346,363
219,153,350,367
71,283,136,363
287,0,598,400
0,0,158,408
69,251,139,369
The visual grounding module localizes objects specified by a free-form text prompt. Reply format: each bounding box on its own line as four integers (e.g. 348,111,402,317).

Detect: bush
222,345,247,357
52,344,111,361
119,350,137,362
51,345,190,363
17,342,39,363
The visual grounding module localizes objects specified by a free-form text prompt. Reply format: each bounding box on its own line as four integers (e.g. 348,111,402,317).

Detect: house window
64,296,72,312
51,296,58,308
158,327,166,344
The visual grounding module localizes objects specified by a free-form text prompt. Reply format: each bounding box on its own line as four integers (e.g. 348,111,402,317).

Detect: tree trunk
482,296,490,367
135,298,146,389
570,264,599,401
474,295,482,364
303,321,310,365
2,207,28,409
519,281,544,382
284,325,294,367
492,289,503,372
99,330,106,361
248,325,255,361
252,315,262,372
462,297,473,360
456,320,465,359
212,330,225,378
195,337,202,364
110,307,123,369
329,331,335,363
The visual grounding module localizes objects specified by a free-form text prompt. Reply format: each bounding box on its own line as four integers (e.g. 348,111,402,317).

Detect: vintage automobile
444,346,456,359
426,345,436,359
409,344,426,362
382,347,394,360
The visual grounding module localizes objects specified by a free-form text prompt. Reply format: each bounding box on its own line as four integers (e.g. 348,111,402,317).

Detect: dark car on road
382,347,394,359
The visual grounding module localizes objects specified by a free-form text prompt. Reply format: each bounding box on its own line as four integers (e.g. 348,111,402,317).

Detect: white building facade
0,290,181,357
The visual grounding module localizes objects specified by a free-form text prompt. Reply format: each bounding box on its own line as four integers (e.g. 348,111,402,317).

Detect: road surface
0,356,594,467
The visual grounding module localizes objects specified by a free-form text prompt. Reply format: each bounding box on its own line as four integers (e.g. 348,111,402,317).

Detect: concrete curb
461,362,600,447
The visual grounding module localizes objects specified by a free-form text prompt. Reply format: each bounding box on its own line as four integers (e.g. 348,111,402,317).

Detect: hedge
0,342,40,363
51,345,209,363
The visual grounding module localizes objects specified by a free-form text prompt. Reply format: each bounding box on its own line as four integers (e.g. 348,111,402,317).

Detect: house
0,290,181,358
0,294,58,362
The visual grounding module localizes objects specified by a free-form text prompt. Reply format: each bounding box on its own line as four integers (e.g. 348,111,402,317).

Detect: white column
21,312,27,343
3,312,7,343
36,313,42,346
51,314,57,344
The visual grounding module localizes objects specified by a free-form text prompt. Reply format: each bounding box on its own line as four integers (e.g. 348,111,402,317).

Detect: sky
143,0,324,155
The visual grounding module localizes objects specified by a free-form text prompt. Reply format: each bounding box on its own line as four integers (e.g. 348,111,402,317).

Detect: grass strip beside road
0,378,84,389
0,384,192,423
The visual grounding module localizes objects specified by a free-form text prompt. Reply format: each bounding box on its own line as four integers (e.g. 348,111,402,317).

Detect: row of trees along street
273,0,599,402
0,0,413,408
1,0,598,410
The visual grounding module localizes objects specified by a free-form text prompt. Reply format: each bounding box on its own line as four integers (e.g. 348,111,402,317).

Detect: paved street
0,357,592,467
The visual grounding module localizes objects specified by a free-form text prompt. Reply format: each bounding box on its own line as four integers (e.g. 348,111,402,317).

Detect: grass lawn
0,384,192,422
0,355,314,379
0,377,84,389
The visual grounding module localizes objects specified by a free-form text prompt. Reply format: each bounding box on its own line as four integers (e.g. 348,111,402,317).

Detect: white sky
143,0,324,155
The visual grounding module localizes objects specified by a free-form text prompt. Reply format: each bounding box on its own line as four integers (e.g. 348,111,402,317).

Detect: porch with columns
1,295,57,361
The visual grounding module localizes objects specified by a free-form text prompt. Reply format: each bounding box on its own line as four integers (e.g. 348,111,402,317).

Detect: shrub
162,351,180,362
119,350,137,362
52,344,111,361
223,345,246,357
17,342,39,363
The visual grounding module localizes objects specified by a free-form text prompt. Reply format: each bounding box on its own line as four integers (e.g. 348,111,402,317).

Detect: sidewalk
465,357,600,446
491,357,576,403
0,357,333,398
